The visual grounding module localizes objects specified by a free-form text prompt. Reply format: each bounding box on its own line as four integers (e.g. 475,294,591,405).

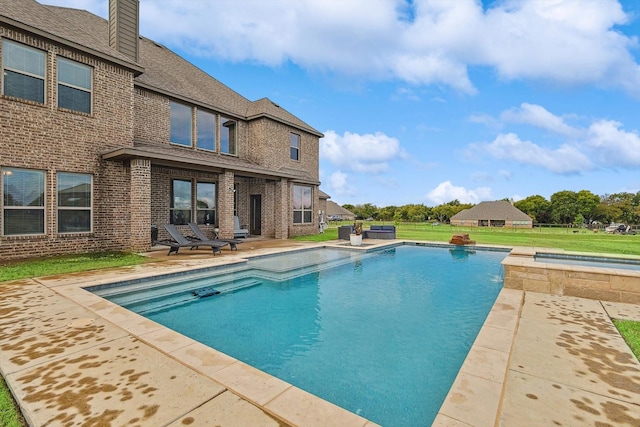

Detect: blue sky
43,0,640,207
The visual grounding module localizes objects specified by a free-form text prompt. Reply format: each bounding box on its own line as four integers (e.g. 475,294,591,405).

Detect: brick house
450,200,533,228
1,0,324,261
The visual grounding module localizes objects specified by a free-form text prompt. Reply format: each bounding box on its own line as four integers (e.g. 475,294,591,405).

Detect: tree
575,190,600,224
514,195,550,223
550,190,578,224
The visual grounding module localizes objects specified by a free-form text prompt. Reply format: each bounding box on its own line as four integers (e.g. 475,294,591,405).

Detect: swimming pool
535,253,640,271
91,244,507,426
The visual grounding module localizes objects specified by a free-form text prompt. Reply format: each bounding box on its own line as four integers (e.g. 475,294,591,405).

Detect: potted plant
350,221,363,246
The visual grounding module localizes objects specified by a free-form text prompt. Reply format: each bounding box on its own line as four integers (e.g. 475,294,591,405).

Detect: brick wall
0,29,136,261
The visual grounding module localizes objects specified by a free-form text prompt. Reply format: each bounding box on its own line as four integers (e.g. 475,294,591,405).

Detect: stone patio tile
169,341,237,375
472,324,514,353
603,300,640,321
482,291,521,331
83,298,166,337
510,315,640,400
437,371,503,427
431,413,474,426
137,327,196,354
459,345,510,383
500,371,640,426
167,390,285,427
0,316,129,375
211,360,292,406
520,292,612,326
0,280,69,320
7,335,227,427
265,385,375,427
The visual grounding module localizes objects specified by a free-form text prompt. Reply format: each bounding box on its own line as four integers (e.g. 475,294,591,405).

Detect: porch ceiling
101,146,320,185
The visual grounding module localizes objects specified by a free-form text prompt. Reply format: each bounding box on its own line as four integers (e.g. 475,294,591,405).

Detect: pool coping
3,240,639,426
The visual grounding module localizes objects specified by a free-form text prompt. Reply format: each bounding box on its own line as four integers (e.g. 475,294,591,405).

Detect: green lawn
613,320,640,361
0,377,25,427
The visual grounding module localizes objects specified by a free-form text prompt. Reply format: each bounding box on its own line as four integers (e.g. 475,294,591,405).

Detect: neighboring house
325,201,355,221
0,0,323,261
450,201,533,228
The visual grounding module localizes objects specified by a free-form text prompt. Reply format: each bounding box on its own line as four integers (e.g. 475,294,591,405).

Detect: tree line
342,190,640,225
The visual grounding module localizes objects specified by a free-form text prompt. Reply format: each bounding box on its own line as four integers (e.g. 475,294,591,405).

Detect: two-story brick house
1,0,323,261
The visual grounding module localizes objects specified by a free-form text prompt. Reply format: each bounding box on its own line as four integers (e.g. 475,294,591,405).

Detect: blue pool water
93,244,506,426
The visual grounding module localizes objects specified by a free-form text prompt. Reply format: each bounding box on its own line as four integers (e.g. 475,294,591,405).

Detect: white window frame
2,167,46,236
292,185,313,224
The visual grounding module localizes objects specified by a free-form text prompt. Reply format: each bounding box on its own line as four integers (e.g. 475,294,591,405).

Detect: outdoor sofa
364,225,396,239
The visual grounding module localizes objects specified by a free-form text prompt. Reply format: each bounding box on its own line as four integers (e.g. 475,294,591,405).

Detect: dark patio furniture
188,222,243,250
364,225,396,239
160,224,229,255
338,225,354,240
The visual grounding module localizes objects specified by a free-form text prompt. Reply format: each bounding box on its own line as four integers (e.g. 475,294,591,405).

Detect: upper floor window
2,167,45,235
57,172,92,233
197,109,216,151
292,185,312,224
2,40,45,104
170,179,191,224
170,101,192,146
196,182,216,225
290,133,300,161
57,58,92,113
220,116,237,155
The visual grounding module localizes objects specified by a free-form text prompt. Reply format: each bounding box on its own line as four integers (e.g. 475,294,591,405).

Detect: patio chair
234,216,249,238
161,224,229,255
188,222,243,250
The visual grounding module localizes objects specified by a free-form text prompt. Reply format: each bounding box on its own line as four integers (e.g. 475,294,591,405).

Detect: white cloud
585,120,640,167
326,171,356,197
320,130,404,173
501,103,580,137
426,181,493,205
483,133,591,174
41,0,640,96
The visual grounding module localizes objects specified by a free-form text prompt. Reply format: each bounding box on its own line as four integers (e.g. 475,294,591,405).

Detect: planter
350,234,363,246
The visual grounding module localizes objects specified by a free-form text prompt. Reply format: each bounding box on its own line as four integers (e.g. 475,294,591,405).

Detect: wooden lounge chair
188,222,243,251
161,224,229,255
234,216,249,238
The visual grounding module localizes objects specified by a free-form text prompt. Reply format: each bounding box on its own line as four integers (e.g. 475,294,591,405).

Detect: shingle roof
325,201,354,217
450,201,531,221
2,0,322,136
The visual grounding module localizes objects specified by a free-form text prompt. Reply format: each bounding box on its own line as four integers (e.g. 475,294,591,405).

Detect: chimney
109,0,139,62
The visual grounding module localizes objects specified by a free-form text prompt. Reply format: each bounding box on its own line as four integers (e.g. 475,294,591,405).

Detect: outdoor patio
1,239,639,426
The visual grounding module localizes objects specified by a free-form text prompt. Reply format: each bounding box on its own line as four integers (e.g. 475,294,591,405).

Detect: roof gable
450,201,531,221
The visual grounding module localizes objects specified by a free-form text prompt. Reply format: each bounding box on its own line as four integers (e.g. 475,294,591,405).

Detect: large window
57,173,92,233
290,133,300,160
170,179,191,225
197,109,216,151
2,40,45,103
220,116,237,155
170,101,192,146
57,58,92,113
2,168,45,235
196,182,216,225
293,185,312,224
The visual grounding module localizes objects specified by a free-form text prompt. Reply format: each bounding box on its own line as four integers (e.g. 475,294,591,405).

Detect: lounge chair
234,216,249,238
188,222,243,250
161,224,229,255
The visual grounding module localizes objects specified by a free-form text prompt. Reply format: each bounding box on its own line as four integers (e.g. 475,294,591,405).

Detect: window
170,101,192,146
57,58,92,113
2,168,45,235
197,109,216,151
220,116,237,155
292,185,312,224
57,173,92,233
196,182,216,225
290,133,300,160
2,40,45,103
170,179,191,224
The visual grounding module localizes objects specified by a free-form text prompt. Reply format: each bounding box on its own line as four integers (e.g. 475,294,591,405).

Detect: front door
250,195,262,236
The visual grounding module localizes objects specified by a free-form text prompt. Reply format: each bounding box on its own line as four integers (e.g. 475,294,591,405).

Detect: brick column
274,179,289,239
218,170,235,239
130,158,151,251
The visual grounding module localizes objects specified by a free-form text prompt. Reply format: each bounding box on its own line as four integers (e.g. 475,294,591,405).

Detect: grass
0,377,26,427
0,251,152,282
296,222,640,256
613,320,640,361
